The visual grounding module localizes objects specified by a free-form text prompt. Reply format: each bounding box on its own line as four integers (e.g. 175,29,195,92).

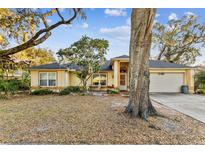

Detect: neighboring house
28,55,194,93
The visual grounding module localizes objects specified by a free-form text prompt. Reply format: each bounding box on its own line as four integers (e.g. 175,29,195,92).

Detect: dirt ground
0,94,205,144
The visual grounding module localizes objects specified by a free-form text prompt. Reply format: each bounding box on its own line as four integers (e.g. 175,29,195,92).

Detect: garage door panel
150,73,184,92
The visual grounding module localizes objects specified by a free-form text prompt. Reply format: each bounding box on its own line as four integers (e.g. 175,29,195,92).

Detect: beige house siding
68,71,113,87
185,69,195,93
69,72,82,86
107,71,114,86
113,60,120,88
30,70,67,91
30,63,194,93
31,70,39,87
57,70,67,87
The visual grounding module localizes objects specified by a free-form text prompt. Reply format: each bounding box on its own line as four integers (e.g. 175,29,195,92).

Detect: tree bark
126,8,157,120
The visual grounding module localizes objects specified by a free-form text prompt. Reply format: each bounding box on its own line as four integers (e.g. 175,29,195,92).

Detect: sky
38,8,205,64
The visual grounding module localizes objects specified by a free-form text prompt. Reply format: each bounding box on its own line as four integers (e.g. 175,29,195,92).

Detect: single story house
29,55,194,93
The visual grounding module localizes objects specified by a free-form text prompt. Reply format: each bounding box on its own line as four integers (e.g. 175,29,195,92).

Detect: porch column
65,71,69,86
114,60,119,88
186,69,194,94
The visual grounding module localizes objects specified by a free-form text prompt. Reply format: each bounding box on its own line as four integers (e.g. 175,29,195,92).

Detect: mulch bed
0,95,205,144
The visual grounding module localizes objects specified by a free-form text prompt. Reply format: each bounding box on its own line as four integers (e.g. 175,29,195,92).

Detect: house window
92,73,107,86
39,72,57,87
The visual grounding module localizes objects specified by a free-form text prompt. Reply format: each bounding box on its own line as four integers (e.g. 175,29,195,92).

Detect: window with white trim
92,73,107,86
39,72,57,87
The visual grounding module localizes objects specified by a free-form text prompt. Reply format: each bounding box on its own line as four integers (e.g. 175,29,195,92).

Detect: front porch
113,60,129,91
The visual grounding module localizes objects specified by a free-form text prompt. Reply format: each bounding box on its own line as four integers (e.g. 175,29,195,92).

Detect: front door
119,73,127,90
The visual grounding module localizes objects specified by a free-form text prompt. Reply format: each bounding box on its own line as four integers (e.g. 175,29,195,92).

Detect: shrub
107,89,120,94
20,72,31,90
8,79,22,94
0,79,19,94
0,78,30,95
59,86,81,95
0,80,10,94
59,88,71,95
196,89,205,94
195,71,205,90
31,89,53,95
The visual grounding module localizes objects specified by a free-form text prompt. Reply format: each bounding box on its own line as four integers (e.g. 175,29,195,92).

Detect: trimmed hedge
59,86,81,95
31,89,53,95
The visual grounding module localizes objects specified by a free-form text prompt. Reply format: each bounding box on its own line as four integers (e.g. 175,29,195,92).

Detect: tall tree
57,36,109,90
12,48,56,66
0,47,55,79
126,9,157,119
0,8,85,57
153,13,205,65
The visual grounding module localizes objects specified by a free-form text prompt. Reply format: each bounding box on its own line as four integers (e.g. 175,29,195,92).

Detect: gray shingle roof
29,55,190,70
28,62,67,70
64,63,81,71
149,60,190,68
112,55,190,68
29,60,113,71
113,55,129,59
100,60,112,71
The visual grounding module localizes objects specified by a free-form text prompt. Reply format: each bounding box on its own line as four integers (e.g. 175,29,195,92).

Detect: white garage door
150,73,184,92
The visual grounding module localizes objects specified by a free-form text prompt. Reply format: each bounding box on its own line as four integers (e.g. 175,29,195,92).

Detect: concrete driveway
150,93,205,123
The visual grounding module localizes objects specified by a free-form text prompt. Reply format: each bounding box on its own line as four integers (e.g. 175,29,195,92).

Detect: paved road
150,93,205,123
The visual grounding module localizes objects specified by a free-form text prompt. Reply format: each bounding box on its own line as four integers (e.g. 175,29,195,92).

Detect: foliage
0,78,30,95
0,8,40,49
0,8,85,57
195,70,205,90
12,47,56,66
196,89,205,94
0,80,10,94
58,35,109,90
0,58,28,79
0,79,19,94
107,89,120,94
20,72,31,90
0,47,55,80
59,86,81,95
31,89,53,95
153,13,205,65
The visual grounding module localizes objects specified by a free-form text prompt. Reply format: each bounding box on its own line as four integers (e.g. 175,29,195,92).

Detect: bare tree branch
56,8,65,22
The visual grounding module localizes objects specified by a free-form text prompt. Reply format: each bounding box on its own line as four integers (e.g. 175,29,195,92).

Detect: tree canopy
57,35,109,90
12,48,56,66
0,47,56,79
0,8,85,57
153,13,205,65
195,70,205,89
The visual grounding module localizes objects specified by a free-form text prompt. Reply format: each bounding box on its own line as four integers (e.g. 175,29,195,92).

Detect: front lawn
0,95,205,144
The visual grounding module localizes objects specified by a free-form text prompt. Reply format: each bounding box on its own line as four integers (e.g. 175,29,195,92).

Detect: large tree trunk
126,8,157,120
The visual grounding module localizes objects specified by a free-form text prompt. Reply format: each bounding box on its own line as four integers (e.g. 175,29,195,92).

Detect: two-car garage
149,72,184,93
147,60,194,93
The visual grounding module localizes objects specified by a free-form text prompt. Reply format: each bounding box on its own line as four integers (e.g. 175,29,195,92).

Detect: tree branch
56,8,65,22
0,8,79,57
